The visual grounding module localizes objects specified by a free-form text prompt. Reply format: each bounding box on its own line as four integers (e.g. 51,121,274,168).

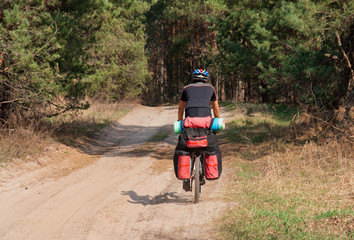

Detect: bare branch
335,31,354,92
44,103,88,118
0,92,41,105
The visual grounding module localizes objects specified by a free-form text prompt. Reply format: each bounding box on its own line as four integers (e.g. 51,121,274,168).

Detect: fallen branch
309,113,353,141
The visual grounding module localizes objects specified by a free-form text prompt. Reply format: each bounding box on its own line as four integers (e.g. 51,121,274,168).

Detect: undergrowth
219,103,353,239
0,127,48,163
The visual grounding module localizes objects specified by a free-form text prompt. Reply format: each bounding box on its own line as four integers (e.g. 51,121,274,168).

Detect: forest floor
0,104,236,240
0,104,352,239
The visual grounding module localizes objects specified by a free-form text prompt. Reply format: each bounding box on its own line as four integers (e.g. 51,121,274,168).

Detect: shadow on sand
121,190,192,205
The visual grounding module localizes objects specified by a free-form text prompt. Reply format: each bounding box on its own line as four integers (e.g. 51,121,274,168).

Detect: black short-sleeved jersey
181,82,217,118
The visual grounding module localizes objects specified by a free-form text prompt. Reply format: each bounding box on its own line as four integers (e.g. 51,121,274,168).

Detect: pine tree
0,0,151,124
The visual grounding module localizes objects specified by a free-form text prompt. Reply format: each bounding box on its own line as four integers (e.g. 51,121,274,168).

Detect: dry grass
49,102,130,145
219,104,354,239
254,140,353,204
0,101,130,164
220,141,353,239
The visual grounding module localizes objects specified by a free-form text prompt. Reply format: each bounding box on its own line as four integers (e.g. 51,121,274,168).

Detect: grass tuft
149,130,170,142
0,127,48,162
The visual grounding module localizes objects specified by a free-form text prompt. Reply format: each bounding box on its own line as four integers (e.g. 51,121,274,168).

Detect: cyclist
178,69,220,121
176,69,222,191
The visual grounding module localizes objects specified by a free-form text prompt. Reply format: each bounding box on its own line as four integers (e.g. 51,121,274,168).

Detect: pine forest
0,0,353,127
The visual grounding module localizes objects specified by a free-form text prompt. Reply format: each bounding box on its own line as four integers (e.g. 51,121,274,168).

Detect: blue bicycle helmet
192,69,209,82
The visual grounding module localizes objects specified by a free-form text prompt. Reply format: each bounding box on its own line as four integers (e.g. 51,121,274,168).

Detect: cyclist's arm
211,100,220,118
178,100,187,121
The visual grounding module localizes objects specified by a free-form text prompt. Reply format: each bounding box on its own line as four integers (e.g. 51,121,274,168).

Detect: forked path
0,105,232,240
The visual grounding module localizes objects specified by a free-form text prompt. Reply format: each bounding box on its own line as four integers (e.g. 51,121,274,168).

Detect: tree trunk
335,27,354,137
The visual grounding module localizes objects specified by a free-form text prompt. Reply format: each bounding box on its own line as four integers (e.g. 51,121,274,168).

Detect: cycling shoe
182,179,191,191
201,177,206,185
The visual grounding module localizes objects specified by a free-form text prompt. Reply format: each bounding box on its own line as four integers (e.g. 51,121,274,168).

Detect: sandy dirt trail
0,105,232,240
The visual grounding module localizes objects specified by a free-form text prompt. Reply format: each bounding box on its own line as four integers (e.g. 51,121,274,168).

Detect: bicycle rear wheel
194,156,201,204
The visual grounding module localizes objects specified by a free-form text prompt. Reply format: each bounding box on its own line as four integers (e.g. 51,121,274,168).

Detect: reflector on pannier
186,135,208,148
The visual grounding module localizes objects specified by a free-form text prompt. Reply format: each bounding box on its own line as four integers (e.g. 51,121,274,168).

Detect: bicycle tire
194,155,201,204
190,153,194,193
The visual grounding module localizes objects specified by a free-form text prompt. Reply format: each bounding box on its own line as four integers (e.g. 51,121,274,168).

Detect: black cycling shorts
185,107,212,118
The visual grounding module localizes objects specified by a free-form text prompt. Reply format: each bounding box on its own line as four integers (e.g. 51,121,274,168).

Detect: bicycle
174,117,225,204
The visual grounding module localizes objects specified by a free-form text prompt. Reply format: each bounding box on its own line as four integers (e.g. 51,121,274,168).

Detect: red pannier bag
204,153,219,179
177,154,191,180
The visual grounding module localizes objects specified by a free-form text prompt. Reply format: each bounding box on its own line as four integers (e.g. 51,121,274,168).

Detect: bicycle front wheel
194,156,201,204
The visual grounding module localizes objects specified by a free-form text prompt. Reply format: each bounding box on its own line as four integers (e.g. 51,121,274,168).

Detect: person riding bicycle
178,69,220,121
174,69,222,191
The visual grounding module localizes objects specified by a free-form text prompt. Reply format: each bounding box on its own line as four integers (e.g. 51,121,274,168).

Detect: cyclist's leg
201,152,206,185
